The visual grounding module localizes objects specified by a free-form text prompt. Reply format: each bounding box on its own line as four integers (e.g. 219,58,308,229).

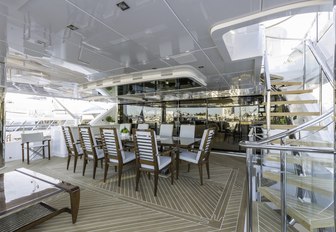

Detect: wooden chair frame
133,129,174,196
176,128,216,185
62,126,83,173
100,127,135,186
78,126,104,179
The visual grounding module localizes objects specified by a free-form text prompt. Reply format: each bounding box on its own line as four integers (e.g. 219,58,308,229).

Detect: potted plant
105,115,115,124
120,127,129,137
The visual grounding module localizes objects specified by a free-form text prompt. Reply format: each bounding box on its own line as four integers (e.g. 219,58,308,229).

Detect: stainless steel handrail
263,51,271,136
240,107,333,146
306,39,335,88
240,143,333,153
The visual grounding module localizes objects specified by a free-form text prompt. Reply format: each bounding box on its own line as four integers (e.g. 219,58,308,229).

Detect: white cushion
141,156,171,170
109,151,135,164
88,148,104,160
179,125,195,138
159,124,173,137
179,150,198,164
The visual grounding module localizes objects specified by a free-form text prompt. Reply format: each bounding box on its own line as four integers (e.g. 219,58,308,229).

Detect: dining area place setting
62,123,216,197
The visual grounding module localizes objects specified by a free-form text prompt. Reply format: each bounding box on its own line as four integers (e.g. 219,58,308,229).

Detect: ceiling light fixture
198,66,204,69
116,1,130,11
66,24,79,31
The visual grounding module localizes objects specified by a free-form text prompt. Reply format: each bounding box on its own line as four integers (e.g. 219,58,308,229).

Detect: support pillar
0,7,7,168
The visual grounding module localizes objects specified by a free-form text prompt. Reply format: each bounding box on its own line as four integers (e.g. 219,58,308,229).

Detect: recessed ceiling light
66,24,79,31
185,50,190,53
165,57,170,60
238,78,241,81
229,30,236,35
198,66,204,69
116,1,130,11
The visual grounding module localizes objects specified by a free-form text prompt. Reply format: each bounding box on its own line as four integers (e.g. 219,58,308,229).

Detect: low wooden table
0,168,80,231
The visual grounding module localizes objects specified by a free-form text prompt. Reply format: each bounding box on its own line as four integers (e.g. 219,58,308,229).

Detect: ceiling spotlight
151,67,157,70
198,66,204,69
66,24,79,31
116,1,130,11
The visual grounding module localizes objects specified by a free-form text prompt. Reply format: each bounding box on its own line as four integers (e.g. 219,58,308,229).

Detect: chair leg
100,159,103,168
187,163,191,172
176,155,179,180
104,162,109,182
73,156,78,173
198,164,203,185
206,162,210,179
115,166,117,172
67,155,71,170
82,159,87,176
118,163,123,187
135,168,141,191
147,172,151,180
93,160,98,179
170,164,174,185
154,171,159,197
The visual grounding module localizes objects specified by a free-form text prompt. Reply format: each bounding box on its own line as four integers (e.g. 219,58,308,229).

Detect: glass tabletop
0,169,62,216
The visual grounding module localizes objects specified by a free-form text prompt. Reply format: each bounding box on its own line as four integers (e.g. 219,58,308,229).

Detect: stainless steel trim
306,39,335,88
240,143,333,153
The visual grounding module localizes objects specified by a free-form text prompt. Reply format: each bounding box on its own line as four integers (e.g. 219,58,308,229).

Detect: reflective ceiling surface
0,0,328,99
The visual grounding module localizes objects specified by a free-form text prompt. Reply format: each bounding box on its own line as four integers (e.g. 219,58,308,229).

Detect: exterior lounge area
0,0,335,231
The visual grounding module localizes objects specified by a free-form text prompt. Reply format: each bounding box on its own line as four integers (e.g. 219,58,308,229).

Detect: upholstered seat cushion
88,148,104,160
110,151,135,164
179,150,198,164
141,155,171,170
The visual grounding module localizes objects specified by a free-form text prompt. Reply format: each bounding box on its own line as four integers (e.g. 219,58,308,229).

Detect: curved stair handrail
240,107,333,147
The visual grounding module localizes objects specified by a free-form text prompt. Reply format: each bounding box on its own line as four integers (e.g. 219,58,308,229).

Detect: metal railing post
246,147,253,232
280,138,287,232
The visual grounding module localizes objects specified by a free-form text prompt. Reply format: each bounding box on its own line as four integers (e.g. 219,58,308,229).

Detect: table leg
176,150,179,180
69,187,80,223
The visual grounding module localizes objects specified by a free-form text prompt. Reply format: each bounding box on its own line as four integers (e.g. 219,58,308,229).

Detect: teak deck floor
1,154,246,232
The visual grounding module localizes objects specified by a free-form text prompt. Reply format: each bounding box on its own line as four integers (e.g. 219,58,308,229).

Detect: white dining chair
179,124,195,138
159,124,174,137
137,123,149,130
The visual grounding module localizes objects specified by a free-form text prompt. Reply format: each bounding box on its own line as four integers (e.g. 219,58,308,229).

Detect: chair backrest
78,127,97,158
133,129,160,170
62,126,81,156
137,123,149,130
62,126,74,154
21,132,43,143
196,128,216,162
119,123,131,134
159,124,173,137
179,124,195,138
100,127,125,162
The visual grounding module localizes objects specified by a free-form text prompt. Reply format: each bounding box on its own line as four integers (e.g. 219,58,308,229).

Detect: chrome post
333,1,336,229
303,40,306,90
280,138,287,232
246,147,253,232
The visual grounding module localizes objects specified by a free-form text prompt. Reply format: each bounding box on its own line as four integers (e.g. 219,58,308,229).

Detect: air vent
113,80,121,84
66,24,79,31
36,40,46,45
116,1,130,11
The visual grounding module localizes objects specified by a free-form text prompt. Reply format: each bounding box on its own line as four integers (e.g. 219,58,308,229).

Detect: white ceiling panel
166,0,262,49
99,40,156,67
262,0,305,10
67,0,199,56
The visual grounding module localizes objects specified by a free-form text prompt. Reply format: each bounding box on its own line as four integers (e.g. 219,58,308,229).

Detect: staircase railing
241,107,334,232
